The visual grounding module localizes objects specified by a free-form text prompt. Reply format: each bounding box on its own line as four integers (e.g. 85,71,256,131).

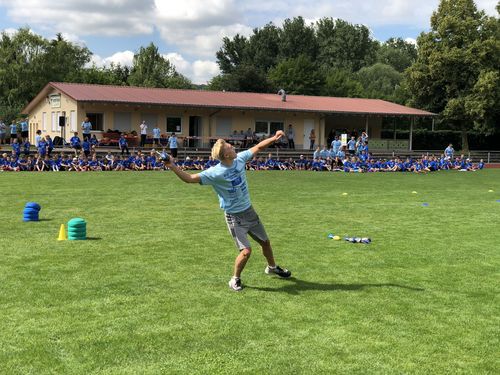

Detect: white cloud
102,50,135,67
59,32,86,47
0,0,156,36
192,60,220,84
1,0,498,84
154,0,251,58
1,27,19,37
91,50,220,84
405,37,417,45
165,53,220,84
89,50,134,68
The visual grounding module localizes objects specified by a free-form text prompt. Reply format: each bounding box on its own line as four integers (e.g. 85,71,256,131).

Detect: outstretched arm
164,157,201,183
249,130,285,156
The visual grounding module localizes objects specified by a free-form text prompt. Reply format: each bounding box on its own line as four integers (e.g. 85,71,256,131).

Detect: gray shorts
225,206,269,251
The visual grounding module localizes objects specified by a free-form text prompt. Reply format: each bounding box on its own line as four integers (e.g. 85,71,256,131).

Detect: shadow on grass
247,277,425,295
85,237,102,241
21,218,53,222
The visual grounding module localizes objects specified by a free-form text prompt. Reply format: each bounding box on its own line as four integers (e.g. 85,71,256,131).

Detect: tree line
0,32,191,123
0,0,498,149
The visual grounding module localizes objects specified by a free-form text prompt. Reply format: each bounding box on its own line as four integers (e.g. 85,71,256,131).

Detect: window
166,117,182,133
255,120,284,135
86,113,104,131
51,112,57,131
42,112,47,131
70,111,77,132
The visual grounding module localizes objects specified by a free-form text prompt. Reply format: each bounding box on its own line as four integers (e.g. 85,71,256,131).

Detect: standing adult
287,124,295,149
139,120,148,147
168,132,178,158
20,117,29,140
309,129,316,150
444,144,455,160
347,136,356,155
331,136,341,156
9,121,17,143
0,119,6,145
81,117,92,141
152,125,161,147
163,130,291,291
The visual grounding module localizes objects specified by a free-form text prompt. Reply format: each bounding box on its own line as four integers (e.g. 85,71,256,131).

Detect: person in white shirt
139,120,148,147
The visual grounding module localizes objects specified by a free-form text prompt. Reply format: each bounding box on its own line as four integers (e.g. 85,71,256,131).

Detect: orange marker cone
58,224,67,241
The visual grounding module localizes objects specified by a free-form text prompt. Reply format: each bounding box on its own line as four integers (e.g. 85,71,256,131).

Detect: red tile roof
24,82,435,117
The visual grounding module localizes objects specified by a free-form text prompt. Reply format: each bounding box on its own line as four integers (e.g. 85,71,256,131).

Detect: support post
409,117,414,151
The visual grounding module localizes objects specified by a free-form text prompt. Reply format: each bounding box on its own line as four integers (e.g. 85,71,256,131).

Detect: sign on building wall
49,94,61,108
341,133,348,146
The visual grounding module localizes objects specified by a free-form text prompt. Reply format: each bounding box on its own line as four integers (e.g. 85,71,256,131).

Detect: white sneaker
228,277,243,291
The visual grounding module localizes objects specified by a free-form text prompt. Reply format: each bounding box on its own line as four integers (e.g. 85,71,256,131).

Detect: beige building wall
27,88,77,143
26,90,389,149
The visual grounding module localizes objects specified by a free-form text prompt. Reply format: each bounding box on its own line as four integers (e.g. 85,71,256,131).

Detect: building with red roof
22,82,435,150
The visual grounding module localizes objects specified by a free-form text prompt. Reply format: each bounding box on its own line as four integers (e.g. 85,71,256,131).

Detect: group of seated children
246,153,484,172
0,148,485,173
0,149,221,172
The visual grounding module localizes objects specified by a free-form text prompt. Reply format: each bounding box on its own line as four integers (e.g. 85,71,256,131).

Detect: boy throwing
164,130,291,291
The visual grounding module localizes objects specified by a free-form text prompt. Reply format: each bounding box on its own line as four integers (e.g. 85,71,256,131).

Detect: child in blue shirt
163,130,291,292
22,139,31,156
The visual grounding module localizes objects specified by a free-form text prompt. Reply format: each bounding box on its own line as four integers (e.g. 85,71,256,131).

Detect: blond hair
211,139,228,161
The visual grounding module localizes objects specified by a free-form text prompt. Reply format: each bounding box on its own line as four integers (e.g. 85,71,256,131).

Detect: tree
207,65,270,93
44,33,92,82
0,28,93,120
405,0,500,150
357,63,403,101
246,23,281,72
70,63,130,85
322,68,364,97
128,43,192,88
215,35,249,74
268,54,323,95
316,18,377,72
278,17,318,61
376,37,417,72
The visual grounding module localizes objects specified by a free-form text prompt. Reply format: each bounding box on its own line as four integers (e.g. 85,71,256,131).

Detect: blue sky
0,0,497,84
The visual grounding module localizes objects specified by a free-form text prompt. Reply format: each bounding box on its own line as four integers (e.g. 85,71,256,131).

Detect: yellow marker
342,192,348,196
333,235,341,240
488,190,494,193
412,191,418,194
57,224,67,241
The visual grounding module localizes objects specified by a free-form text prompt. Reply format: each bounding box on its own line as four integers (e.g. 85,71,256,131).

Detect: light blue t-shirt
82,121,92,134
153,128,161,138
199,150,253,213
169,136,178,148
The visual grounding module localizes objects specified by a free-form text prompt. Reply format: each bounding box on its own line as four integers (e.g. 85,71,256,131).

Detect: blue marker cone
23,202,41,221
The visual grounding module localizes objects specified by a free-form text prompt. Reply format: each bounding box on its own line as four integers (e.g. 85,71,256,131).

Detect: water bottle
345,237,371,244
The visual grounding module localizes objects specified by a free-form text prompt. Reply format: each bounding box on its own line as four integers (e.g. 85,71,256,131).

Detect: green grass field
1,170,499,374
